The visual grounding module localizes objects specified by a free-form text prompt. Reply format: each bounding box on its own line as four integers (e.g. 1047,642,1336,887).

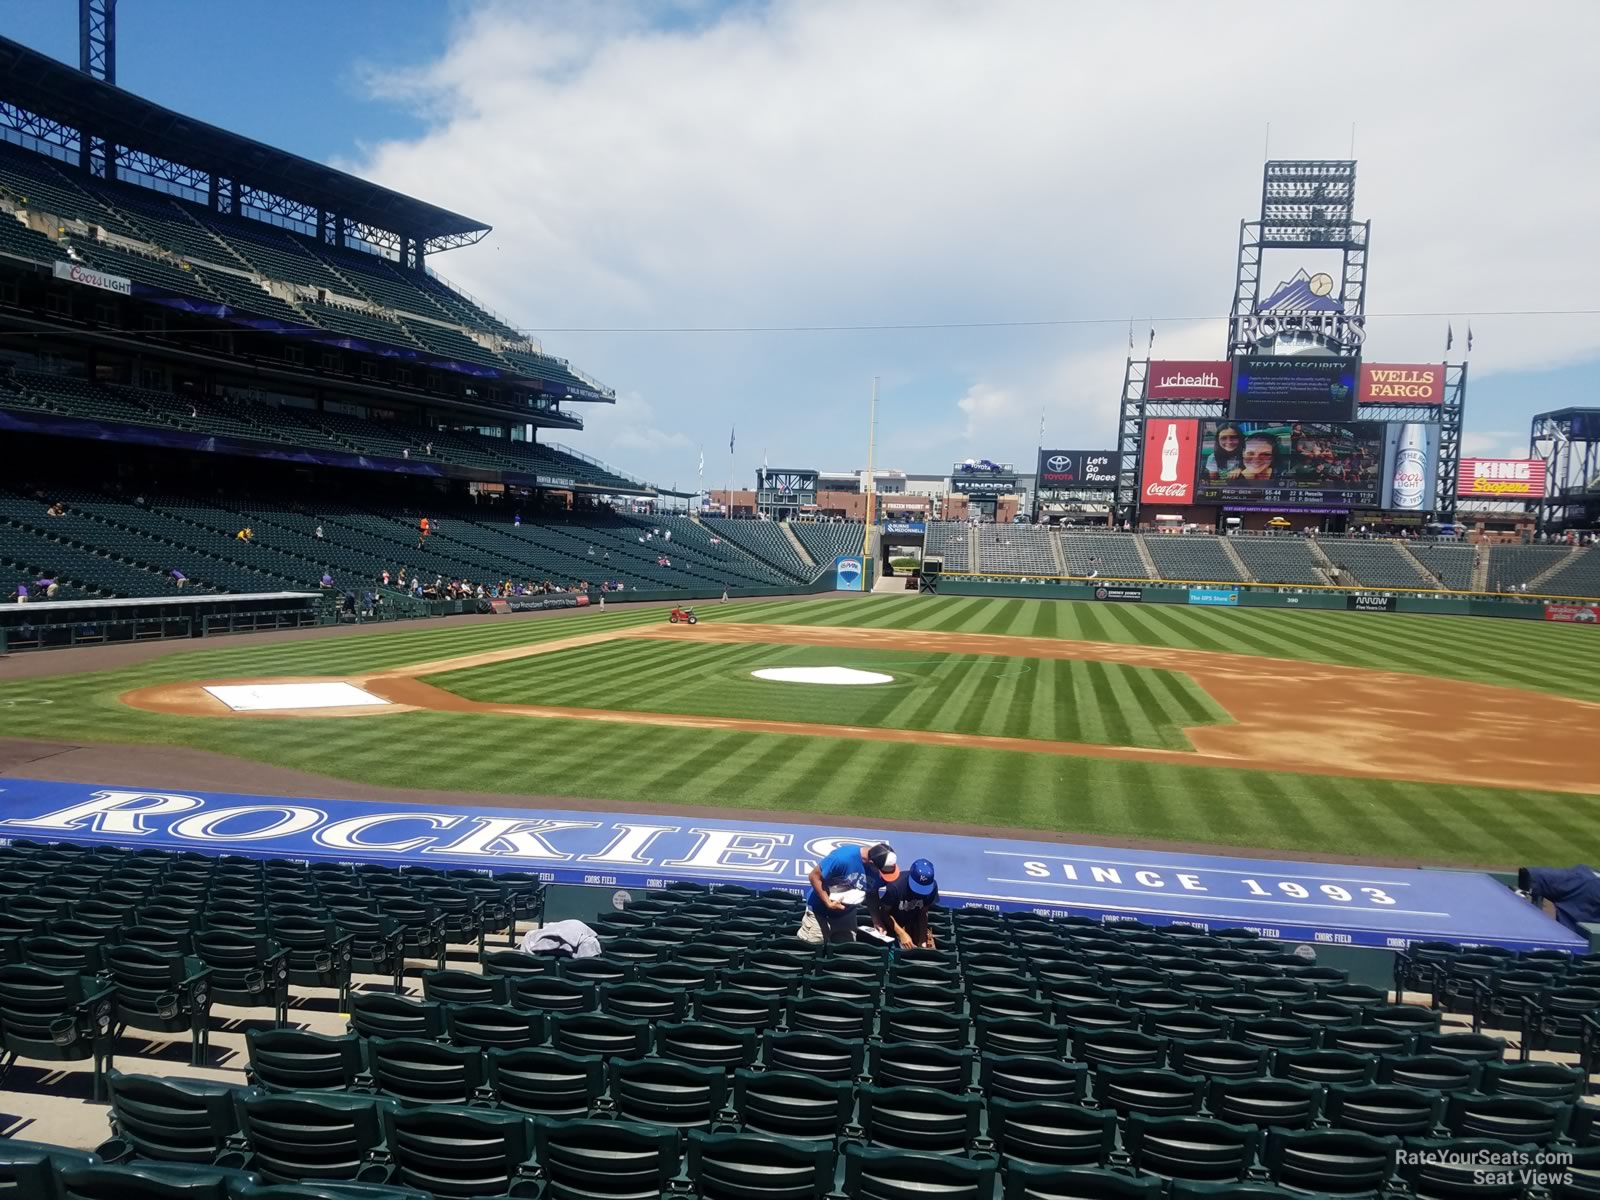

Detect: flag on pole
1128,320,1134,351
729,427,735,454
1466,323,1474,353
698,447,704,475
1446,323,1454,353
1148,325,1155,350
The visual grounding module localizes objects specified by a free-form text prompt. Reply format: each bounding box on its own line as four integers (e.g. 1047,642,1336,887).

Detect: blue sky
8,2,1598,486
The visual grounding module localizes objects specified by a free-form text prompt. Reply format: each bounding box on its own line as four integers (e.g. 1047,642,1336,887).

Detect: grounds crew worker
876,857,939,948
799,842,899,944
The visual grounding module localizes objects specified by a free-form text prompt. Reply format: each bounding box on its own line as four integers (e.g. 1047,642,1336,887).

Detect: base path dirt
120,620,1600,797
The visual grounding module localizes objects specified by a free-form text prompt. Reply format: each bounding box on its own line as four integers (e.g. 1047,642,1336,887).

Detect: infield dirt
120,620,1600,797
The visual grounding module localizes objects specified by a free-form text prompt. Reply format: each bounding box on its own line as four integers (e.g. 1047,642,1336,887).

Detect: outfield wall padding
936,578,1551,621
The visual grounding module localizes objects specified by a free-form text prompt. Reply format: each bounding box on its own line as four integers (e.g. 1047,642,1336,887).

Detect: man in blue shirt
1519,865,1600,935
876,858,939,949
798,842,899,944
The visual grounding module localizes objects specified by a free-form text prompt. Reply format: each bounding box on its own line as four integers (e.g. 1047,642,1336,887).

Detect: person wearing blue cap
875,857,939,949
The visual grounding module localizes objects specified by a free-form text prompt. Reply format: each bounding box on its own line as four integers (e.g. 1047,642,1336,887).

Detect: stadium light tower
79,0,116,84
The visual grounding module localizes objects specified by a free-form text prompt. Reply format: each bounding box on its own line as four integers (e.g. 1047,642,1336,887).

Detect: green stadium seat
652,1018,760,1072
100,945,213,1066
682,1129,835,1200
1443,1093,1571,1144
877,1005,970,1048
246,1029,366,1094
865,1041,975,1093
1205,1076,1322,1130
979,1053,1088,1104
58,1161,257,1200
1392,1136,1530,1200
761,1029,863,1082
233,1090,393,1188
1268,1048,1376,1087
694,989,782,1032
548,1012,652,1060
854,1084,985,1154
730,1068,852,1141
1417,1031,1508,1063
347,994,446,1042
484,1045,605,1118
383,1105,536,1199
533,1117,680,1200
1260,1128,1399,1195
1321,1083,1444,1138
988,1098,1117,1167
420,968,511,1007
193,931,290,1027
0,962,117,1101
511,975,597,1014
1478,1059,1587,1101
0,1138,98,1197
1123,1113,1259,1182
1002,1163,1161,1200
1169,1038,1270,1079
443,1003,548,1051
99,1071,245,1166
607,1056,731,1127
971,1016,1063,1058
1093,1066,1207,1118
1071,1028,1168,1071
1377,1052,1481,1092
364,1037,486,1107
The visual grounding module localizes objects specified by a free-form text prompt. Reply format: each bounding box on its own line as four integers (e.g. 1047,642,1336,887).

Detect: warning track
120,621,1600,797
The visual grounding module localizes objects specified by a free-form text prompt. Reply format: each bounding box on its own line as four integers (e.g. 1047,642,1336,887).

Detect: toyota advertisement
1037,450,1118,489
1457,458,1548,500
1139,418,1199,504
1231,356,1359,422
1146,361,1232,400
1193,420,1386,508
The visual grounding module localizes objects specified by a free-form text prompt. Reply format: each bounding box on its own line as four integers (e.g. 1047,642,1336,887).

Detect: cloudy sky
12,1,1600,488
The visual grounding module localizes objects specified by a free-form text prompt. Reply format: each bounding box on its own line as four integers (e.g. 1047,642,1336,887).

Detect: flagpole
697,444,704,512
726,429,735,517
863,377,878,561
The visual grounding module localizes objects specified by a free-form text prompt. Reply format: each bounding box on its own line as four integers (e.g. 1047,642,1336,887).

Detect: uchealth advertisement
1544,604,1600,624
1146,361,1232,400
1140,418,1199,504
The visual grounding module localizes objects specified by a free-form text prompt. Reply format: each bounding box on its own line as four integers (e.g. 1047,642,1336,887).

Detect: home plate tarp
0,778,1581,952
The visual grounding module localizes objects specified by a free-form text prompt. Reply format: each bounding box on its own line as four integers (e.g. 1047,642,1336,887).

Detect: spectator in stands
236,526,254,544
875,858,939,949
513,512,522,527
381,569,391,587
170,568,187,589
1518,865,1600,935
417,517,430,548
35,574,58,600
799,842,900,944
314,524,324,540
45,500,66,518
320,572,333,589
14,582,27,604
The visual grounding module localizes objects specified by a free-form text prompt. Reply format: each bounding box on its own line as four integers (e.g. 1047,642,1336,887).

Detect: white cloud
345,0,1600,480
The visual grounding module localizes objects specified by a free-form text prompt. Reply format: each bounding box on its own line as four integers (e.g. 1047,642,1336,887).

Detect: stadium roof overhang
0,36,489,250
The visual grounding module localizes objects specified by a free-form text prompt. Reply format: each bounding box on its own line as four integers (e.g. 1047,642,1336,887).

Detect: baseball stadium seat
484,1046,606,1118
245,1030,367,1094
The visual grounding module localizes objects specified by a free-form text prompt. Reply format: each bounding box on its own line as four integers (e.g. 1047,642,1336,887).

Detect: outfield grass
0,595,1596,865
425,640,1230,751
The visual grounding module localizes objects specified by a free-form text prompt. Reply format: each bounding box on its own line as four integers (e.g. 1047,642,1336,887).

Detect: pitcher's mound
750,666,893,686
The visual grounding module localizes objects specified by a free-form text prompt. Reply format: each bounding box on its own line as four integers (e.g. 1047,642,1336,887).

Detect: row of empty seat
0,837,1596,1200
0,141,602,398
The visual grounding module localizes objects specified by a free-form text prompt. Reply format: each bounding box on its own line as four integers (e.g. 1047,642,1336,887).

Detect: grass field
425,639,1230,751
2,594,1598,865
